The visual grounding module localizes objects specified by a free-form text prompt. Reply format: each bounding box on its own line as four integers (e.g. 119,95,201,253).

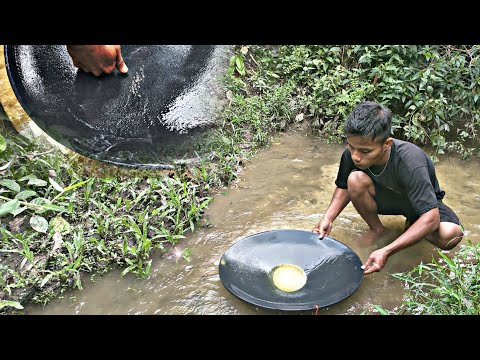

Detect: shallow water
26,131,480,315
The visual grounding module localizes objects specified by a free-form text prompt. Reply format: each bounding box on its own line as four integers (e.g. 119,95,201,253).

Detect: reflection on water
26,131,480,315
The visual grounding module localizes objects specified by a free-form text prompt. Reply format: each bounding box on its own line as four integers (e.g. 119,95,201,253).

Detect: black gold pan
1,45,222,169
219,229,364,311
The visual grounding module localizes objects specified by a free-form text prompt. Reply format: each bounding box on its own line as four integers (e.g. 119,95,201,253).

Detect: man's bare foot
356,228,394,247
371,226,386,233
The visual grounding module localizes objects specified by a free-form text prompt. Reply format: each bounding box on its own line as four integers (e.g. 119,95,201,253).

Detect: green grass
393,242,480,315
0,126,218,312
362,242,480,315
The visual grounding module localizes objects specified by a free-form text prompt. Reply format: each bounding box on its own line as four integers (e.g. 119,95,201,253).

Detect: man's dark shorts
373,182,461,226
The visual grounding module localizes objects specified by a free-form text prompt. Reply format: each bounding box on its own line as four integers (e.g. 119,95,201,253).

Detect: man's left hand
362,248,388,275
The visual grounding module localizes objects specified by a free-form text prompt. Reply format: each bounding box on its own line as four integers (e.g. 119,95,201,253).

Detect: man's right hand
312,218,332,239
66,45,128,77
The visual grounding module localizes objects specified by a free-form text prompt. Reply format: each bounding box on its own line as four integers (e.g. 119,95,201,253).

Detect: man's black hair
344,101,392,142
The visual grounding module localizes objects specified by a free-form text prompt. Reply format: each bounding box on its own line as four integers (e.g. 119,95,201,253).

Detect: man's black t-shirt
335,138,445,218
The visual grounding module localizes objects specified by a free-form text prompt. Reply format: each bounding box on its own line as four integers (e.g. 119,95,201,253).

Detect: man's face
346,135,390,170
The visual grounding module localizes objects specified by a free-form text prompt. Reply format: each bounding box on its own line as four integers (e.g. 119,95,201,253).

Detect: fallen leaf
30,215,48,233
52,231,63,251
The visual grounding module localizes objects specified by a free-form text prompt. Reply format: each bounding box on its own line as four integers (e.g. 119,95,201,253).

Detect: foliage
236,45,480,158
0,128,214,312
362,242,480,315
392,242,480,315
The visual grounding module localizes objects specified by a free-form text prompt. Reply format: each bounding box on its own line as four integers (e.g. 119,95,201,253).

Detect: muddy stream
26,131,480,315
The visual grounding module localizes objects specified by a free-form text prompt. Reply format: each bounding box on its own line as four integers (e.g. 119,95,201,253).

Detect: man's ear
384,137,393,149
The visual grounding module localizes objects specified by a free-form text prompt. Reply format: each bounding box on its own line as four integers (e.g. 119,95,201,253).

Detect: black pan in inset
219,229,364,311
4,45,220,168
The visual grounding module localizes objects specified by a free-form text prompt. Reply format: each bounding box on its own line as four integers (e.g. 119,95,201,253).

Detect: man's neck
377,147,391,167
